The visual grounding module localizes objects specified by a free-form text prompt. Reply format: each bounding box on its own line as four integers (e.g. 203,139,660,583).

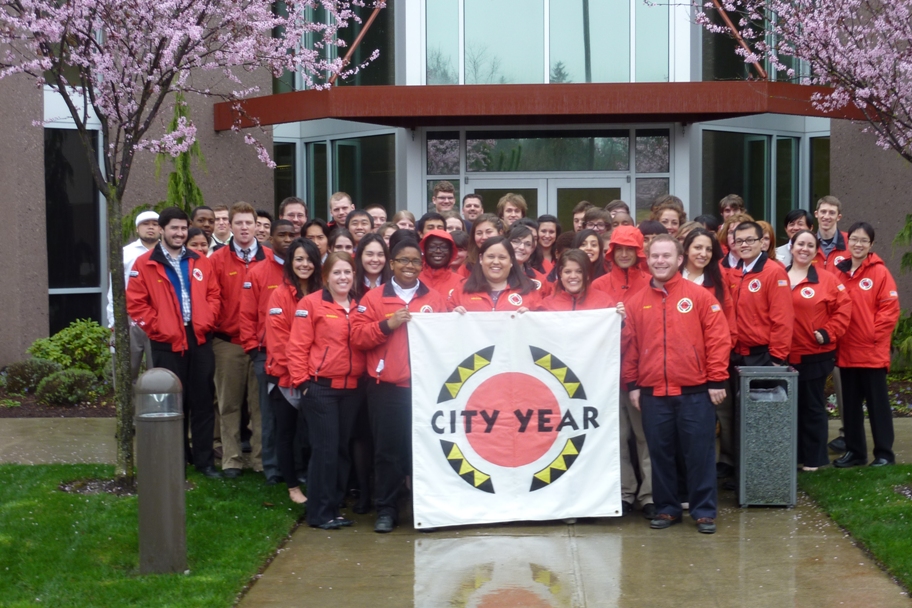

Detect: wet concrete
0,418,116,464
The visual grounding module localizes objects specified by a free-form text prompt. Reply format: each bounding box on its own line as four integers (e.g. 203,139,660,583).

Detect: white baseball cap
135,211,160,227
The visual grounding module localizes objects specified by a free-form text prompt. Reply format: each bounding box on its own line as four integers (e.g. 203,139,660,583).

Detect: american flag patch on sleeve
778,280,787,286
711,304,721,312
837,284,845,291
890,291,898,297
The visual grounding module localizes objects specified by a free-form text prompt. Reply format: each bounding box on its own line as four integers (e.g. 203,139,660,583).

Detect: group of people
119,182,900,535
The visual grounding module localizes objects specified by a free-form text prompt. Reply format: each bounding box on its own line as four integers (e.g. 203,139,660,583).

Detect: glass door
465,178,547,221
547,178,631,230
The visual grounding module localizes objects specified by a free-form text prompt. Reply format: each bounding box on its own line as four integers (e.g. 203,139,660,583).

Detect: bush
27,319,111,379
893,310,912,371
35,370,99,407
5,359,64,395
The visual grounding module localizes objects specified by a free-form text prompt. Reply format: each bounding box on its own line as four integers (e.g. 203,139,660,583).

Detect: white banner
409,310,621,529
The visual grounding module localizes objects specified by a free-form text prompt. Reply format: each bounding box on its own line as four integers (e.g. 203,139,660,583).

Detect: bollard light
134,368,187,574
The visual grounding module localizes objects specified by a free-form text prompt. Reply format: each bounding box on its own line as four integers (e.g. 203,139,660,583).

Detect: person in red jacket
832,222,901,468
127,207,222,479
623,235,731,534
286,252,366,529
814,196,849,272
350,239,448,533
591,225,650,305
729,221,794,366
353,233,391,300
785,230,852,470
264,239,322,504
419,229,463,299
449,237,542,313
239,219,296,485
209,201,274,478
538,249,613,311
507,223,553,298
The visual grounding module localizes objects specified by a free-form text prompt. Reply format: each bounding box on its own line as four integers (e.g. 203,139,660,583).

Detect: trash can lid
134,368,183,395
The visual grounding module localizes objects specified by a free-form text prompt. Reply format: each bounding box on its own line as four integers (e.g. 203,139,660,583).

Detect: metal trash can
134,368,186,574
736,366,798,507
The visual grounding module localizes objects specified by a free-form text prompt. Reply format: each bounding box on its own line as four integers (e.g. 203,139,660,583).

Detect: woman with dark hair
186,227,209,256
546,231,577,284
351,238,448,533
450,236,540,312
286,251,365,530
785,229,852,471
264,238,323,506
507,223,551,296
537,214,561,272
572,229,607,280
329,228,355,255
833,222,901,469
353,233,390,300
539,249,612,311
460,213,505,278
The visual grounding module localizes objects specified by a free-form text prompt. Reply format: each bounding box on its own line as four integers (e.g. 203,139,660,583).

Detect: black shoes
334,517,354,527
869,458,894,467
622,501,633,515
641,503,657,519
716,462,735,478
198,466,223,479
314,520,341,530
265,475,283,486
696,518,717,534
649,514,681,529
832,451,867,468
223,468,243,478
374,514,394,533
828,436,847,453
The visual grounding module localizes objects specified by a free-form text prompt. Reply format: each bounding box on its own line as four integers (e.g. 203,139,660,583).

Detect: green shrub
27,319,111,379
35,370,98,407
893,310,912,371
5,359,64,394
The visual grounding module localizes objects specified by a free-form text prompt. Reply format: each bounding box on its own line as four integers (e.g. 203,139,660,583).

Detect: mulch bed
0,390,115,418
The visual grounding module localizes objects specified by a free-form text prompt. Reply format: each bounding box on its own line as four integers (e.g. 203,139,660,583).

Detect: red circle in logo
464,372,560,468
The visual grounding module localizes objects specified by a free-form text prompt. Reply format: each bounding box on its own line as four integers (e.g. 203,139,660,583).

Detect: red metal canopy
213,81,863,131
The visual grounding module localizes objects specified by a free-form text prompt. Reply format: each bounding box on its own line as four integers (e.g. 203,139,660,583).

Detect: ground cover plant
0,464,302,607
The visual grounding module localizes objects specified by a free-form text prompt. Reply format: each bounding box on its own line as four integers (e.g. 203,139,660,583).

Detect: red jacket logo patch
748,279,762,293
800,287,815,299
192,268,204,282
420,305,433,313
676,298,693,313
508,293,523,306
859,278,874,291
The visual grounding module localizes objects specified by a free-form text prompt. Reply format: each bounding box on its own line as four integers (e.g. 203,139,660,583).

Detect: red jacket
351,281,448,387
814,231,849,274
787,265,852,364
622,274,731,396
419,230,465,299
209,240,273,343
264,282,300,387
528,267,554,298
592,226,650,306
835,254,901,369
126,245,221,352
538,289,613,311
286,289,366,389
691,270,737,352
239,255,284,353
448,284,542,312
727,253,794,362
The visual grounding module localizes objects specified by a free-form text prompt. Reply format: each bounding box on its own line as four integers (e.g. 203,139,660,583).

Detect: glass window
635,129,670,173
307,142,328,220
775,137,798,244
701,11,765,81
635,178,669,223
272,1,296,93
557,186,622,230
702,130,770,220
810,137,830,204
427,0,459,84
464,0,544,84
49,293,102,336
337,3,395,86
45,129,100,289
274,143,297,214
635,0,668,82
549,0,629,83
466,130,629,172
427,131,460,175
334,134,397,215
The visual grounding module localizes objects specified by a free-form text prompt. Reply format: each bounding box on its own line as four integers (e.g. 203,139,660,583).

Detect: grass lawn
0,464,303,607
800,464,912,592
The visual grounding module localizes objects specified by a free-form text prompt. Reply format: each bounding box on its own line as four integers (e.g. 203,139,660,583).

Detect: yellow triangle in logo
535,354,552,369
551,457,568,471
473,471,490,487
534,469,551,484
473,354,490,369
562,441,579,457
458,367,474,382
459,460,474,475
551,367,568,382
563,382,579,397
447,444,465,460
446,382,462,398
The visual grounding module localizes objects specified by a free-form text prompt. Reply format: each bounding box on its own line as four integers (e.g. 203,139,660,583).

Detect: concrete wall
830,119,912,307
0,75,49,367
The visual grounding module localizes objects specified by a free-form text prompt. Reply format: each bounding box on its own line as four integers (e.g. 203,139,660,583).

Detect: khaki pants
213,338,261,471
619,389,652,507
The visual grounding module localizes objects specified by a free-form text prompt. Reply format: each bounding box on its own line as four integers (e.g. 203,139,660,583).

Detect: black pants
300,381,362,526
797,375,830,467
150,327,215,470
271,387,300,491
842,367,894,463
368,382,411,523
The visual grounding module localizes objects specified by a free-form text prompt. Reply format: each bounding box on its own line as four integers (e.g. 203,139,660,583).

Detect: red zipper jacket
528,267,554,298
448,284,542,312
538,289,613,311
351,280,448,387
209,239,273,343
591,225,650,306
814,231,849,274
286,289,366,389
622,274,731,396
689,270,737,352
835,254,901,369
727,252,794,362
787,264,852,364
264,282,300,387
419,230,465,299
127,245,221,352
239,254,284,353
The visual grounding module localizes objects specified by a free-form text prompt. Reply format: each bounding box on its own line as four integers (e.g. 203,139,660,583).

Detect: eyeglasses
848,237,871,245
734,237,760,246
426,242,450,252
511,239,533,249
586,222,607,229
393,257,423,267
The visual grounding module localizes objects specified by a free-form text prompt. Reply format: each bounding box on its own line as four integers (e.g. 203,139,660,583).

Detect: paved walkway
2,416,911,607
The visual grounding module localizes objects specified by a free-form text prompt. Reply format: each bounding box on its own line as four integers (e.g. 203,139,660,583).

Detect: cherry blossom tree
0,0,379,482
